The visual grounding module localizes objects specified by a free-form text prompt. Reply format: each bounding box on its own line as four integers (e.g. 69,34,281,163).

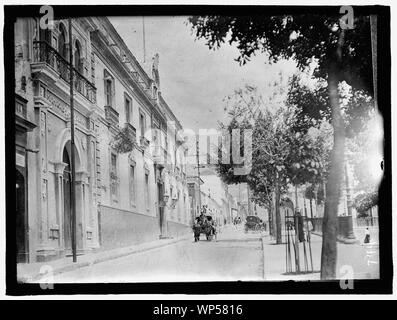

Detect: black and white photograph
2,1,393,297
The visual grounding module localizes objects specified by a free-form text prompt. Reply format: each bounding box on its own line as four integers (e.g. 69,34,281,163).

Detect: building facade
14,17,191,263
187,165,237,225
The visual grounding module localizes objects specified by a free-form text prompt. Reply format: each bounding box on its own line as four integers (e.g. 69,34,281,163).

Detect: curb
261,237,266,280
311,232,360,245
19,235,191,283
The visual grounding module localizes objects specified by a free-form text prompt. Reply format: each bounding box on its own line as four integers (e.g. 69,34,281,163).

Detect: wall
99,204,191,250
98,204,159,249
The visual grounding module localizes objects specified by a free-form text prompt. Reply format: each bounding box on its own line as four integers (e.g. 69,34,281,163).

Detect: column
76,170,89,251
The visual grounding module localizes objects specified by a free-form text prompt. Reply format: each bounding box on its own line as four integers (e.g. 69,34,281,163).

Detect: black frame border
4,4,392,296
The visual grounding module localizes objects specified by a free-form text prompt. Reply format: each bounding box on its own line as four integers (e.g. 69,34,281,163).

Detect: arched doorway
61,140,85,255
62,145,72,251
16,169,27,263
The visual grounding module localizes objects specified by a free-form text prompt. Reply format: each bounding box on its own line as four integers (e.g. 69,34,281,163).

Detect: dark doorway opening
158,182,165,236
63,146,72,253
16,169,28,263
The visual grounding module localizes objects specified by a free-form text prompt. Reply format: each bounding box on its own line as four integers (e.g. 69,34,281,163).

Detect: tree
346,110,382,194
217,84,332,244
353,191,378,217
189,11,374,279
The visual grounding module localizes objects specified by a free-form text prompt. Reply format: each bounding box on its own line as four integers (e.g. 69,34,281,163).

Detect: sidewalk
17,233,191,283
311,225,379,245
262,232,379,281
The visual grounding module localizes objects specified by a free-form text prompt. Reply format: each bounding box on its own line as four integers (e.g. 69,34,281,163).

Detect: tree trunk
320,62,346,280
275,185,282,244
310,198,313,219
268,204,274,236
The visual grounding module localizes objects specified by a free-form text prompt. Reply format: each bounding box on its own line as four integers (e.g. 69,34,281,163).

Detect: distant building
187,165,237,224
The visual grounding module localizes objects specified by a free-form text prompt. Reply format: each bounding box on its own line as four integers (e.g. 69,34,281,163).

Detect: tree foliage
286,74,374,137
353,190,378,217
189,13,373,92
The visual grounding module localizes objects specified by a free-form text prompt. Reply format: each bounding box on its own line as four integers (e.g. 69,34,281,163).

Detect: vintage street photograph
6,3,391,293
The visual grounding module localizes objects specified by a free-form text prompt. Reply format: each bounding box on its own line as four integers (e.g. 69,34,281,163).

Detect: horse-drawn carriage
244,215,266,232
192,215,217,242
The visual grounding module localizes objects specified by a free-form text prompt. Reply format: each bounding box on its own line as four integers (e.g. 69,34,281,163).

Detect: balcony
176,132,185,145
140,135,150,150
104,105,119,127
15,94,36,134
124,122,137,142
153,145,168,167
32,41,96,103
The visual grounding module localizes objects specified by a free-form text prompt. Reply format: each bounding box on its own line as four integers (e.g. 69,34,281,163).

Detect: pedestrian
307,219,314,232
364,227,371,244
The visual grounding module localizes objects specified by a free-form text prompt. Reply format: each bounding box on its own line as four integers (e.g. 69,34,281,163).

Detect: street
50,226,264,283
40,225,379,283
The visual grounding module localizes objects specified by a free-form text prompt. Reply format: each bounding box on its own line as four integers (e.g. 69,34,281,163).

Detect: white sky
109,16,298,133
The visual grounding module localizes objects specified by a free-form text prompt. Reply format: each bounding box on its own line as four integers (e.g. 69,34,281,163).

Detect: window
58,24,67,59
40,28,52,44
139,111,146,137
129,164,135,207
153,85,158,100
74,40,83,73
105,79,112,106
110,152,118,202
104,70,114,106
125,95,132,124
145,172,150,210
56,24,68,79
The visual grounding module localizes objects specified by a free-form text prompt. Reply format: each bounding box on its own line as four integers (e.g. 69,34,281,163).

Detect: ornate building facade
14,17,191,263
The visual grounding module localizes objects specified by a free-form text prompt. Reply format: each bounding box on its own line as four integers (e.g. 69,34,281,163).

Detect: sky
109,16,298,133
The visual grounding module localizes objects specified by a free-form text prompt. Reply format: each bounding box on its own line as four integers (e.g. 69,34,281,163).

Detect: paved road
51,226,265,283
46,225,378,283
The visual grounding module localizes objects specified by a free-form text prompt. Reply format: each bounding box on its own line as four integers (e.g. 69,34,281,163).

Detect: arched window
74,40,83,73
58,23,68,59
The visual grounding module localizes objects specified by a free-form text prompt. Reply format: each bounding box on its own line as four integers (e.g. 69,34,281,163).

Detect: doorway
63,147,72,252
157,182,165,236
16,169,28,263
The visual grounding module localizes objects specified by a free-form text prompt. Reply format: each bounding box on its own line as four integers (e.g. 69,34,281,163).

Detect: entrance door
158,183,165,236
16,169,28,263
63,148,72,251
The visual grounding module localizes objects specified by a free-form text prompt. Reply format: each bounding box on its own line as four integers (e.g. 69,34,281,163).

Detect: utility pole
68,18,77,263
195,136,204,215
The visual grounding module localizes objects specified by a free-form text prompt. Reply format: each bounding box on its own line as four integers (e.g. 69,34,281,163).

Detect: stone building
14,17,190,263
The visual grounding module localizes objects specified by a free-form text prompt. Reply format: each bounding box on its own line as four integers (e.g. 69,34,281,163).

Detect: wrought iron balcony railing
32,41,96,103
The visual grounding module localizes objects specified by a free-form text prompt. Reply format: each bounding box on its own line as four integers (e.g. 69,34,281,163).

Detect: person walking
364,227,371,244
